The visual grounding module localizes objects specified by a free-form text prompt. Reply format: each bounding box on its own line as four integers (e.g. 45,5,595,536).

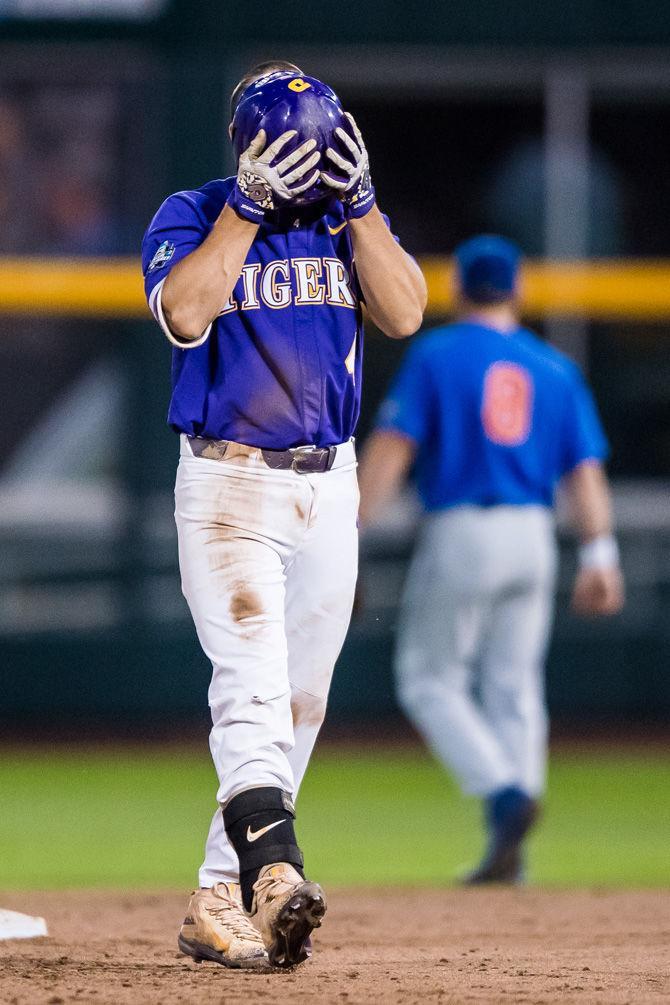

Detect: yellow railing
0,258,142,318
2,256,670,320
422,258,670,320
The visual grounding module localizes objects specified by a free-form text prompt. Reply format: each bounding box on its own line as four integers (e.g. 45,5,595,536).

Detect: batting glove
320,113,376,219
227,129,321,223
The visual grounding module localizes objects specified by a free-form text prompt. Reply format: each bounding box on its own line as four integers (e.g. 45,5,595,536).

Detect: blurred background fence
1,1,670,732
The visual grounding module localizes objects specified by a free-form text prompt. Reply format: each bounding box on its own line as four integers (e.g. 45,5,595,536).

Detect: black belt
188,437,338,474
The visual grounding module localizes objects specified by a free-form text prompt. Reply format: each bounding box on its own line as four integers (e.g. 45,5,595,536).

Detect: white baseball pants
174,435,359,886
396,505,557,798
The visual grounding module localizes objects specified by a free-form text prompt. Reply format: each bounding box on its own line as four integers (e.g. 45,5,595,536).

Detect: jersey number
481,362,533,446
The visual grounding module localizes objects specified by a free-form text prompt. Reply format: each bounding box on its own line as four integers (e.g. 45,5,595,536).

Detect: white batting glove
320,113,376,218
228,129,321,222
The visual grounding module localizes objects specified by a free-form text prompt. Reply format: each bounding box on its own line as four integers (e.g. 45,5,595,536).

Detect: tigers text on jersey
141,177,381,449
376,320,608,511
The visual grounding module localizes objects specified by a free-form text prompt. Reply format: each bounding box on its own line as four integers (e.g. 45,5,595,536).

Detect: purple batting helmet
230,70,354,206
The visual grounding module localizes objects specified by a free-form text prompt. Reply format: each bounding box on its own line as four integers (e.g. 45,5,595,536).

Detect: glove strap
345,172,376,219
227,171,274,224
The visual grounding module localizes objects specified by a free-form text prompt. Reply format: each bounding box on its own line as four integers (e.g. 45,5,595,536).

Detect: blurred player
142,61,425,968
358,235,623,883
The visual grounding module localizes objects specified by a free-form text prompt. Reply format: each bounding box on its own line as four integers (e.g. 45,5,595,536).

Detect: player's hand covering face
237,129,321,211
320,113,376,218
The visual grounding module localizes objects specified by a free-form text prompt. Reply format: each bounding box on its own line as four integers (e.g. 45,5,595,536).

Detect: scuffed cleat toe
251,864,327,969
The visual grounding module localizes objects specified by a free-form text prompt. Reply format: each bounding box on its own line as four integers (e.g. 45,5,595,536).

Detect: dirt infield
0,889,668,1004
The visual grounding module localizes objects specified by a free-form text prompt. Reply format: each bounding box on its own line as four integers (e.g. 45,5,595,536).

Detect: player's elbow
165,304,210,343
383,282,426,338
402,304,425,337
380,306,424,340
387,267,428,338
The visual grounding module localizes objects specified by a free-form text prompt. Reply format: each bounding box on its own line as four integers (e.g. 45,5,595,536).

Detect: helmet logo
288,78,311,93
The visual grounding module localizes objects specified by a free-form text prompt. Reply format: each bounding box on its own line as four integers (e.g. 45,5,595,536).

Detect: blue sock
487,786,533,844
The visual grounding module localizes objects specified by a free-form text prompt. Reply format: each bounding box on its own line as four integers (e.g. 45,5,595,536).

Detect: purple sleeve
141,192,207,309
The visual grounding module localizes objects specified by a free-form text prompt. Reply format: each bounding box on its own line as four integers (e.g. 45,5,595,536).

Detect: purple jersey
142,177,381,449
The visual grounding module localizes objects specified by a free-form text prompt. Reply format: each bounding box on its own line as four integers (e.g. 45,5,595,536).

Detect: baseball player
358,235,624,883
141,61,426,969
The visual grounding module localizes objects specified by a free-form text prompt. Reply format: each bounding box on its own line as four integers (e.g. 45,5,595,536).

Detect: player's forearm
162,205,258,341
358,430,416,527
565,461,624,614
563,460,614,542
350,207,426,339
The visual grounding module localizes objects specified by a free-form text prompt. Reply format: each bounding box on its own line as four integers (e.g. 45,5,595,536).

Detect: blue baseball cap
454,235,521,303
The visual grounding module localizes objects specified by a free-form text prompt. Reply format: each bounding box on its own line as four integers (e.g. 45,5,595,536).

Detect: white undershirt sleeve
148,277,212,350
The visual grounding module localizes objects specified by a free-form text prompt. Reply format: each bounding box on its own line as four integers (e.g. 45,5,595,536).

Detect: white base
0,909,48,940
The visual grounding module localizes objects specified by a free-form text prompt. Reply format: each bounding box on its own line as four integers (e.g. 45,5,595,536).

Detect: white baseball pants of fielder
396,505,557,798
174,435,359,887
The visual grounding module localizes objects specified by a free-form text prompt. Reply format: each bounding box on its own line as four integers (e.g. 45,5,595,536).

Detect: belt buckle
289,445,337,473
290,445,318,473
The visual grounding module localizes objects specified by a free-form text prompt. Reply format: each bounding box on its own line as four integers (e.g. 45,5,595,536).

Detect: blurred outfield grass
0,743,668,890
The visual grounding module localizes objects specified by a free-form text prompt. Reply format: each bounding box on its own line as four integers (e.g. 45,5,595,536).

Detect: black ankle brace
223,787,304,911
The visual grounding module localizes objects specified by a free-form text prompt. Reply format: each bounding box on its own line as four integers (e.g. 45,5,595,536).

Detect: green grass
0,743,668,889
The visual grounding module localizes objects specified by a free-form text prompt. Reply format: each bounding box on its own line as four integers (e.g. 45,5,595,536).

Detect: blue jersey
376,320,608,511
142,177,373,449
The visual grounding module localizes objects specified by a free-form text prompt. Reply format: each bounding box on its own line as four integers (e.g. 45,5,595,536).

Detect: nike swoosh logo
246,820,283,843
328,221,348,236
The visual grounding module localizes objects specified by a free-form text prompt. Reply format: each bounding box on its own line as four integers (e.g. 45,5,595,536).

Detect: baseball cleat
178,882,270,970
463,789,539,886
250,862,326,968
463,847,525,885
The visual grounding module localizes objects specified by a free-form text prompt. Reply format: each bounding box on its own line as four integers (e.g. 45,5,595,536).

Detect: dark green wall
4,0,670,48
2,607,669,733
162,0,670,49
